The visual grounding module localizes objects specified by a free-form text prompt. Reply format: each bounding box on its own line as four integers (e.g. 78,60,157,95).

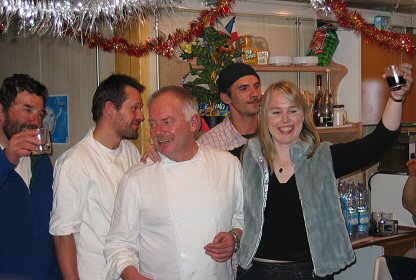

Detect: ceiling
286,0,416,14
342,0,416,14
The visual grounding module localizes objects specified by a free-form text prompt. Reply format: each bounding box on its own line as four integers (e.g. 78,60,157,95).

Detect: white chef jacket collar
160,143,202,166
88,128,123,159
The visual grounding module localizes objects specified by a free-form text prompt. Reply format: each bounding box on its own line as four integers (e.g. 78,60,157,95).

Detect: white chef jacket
49,128,140,280
104,145,244,280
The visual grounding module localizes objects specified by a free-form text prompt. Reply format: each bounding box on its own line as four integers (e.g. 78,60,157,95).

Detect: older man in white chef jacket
104,86,243,280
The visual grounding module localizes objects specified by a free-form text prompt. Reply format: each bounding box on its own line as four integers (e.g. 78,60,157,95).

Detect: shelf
317,122,362,134
318,122,362,144
190,61,347,73
250,62,347,73
352,226,416,255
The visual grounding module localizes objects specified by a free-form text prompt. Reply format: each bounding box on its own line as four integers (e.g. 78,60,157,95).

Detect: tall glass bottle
319,70,333,127
312,74,323,126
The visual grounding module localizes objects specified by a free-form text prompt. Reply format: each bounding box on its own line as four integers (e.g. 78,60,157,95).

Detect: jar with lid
333,104,347,126
239,35,258,65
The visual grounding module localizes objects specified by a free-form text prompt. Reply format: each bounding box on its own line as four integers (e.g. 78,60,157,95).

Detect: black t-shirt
255,174,312,261
229,132,257,160
255,122,399,261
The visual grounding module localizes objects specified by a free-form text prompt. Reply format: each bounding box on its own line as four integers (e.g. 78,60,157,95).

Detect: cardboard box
374,16,391,31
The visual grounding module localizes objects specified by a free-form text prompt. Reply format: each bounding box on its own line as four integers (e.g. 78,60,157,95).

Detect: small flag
215,18,231,36
225,16,238,42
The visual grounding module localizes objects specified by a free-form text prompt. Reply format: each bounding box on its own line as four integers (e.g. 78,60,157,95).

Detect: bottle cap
333,104,345,108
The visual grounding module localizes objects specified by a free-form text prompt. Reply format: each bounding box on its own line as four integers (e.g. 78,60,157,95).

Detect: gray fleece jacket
238,138,355,277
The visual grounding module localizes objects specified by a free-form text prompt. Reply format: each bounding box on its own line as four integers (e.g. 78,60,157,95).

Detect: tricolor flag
225,16,238,42
215,18,231,36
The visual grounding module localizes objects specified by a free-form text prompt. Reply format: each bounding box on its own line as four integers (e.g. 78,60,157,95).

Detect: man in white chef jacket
49,74,145,280
104,85,243,280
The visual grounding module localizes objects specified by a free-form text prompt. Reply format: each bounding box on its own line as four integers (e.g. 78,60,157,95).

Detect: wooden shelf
190,61,347,73
352,226,416,256
250,62,347,74
318,122,363,144
255,61,347,105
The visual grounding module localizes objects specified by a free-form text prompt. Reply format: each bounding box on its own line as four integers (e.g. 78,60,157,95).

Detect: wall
0,34,115,163
333,29,361,123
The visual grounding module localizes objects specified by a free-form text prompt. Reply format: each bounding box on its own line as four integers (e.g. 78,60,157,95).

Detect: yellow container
239,35,258,65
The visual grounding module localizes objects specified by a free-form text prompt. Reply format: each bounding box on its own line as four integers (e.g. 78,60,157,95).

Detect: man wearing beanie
198,63,261,158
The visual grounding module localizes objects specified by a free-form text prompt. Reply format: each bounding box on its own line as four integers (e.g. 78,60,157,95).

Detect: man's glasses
13,103,47,120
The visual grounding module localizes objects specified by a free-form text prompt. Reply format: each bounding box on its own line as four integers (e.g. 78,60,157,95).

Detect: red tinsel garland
327,0,415,56
82,0,234,58
79,0,415,58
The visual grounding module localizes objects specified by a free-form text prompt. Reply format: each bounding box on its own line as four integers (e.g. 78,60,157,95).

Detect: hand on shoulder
140,144,160,164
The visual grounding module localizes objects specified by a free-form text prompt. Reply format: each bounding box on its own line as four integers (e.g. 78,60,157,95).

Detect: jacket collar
248,137,312,170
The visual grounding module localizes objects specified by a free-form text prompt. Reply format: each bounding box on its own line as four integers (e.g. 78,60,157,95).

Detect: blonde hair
259,81,320,172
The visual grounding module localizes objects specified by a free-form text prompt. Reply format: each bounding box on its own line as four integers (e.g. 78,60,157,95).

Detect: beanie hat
218,63,260,93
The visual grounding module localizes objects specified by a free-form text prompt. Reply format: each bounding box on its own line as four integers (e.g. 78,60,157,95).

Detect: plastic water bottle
338,179,346,196
346,180,358,240
338,179,351,236
357,180,370,238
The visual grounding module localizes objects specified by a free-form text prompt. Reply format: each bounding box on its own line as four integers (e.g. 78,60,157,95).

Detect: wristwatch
229,230,240,253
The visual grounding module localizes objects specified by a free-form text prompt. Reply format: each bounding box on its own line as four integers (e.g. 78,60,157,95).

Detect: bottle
319,71,333,126
303,90,314,115
337,178,347,196
312,74,323,126
357,180,370,239
346,179,358,240
333,104,347,126
338,179,351,237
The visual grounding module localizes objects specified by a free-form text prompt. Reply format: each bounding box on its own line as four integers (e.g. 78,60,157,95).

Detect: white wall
0,34,115,162
333,29,362,123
